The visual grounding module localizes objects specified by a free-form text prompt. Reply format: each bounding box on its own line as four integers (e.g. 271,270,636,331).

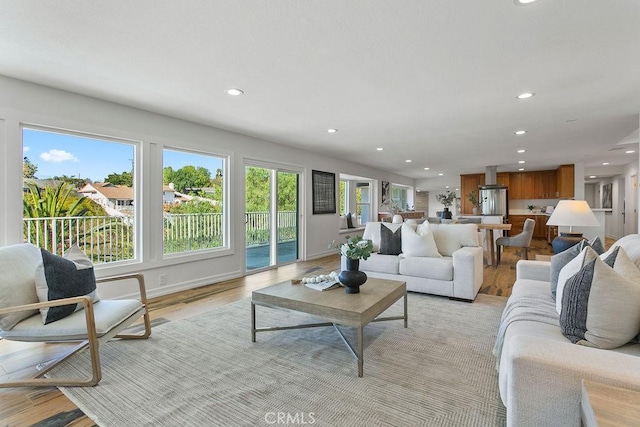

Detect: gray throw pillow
589,236,605,255
559,247,640,349
35,246,100,325
379,224,402,255
550,240,587,300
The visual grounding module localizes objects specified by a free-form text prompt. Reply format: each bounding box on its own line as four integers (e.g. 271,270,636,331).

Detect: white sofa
496,234,640,427
345,221,484,301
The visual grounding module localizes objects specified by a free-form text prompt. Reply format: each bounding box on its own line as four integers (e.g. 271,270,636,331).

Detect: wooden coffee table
251,278,407,377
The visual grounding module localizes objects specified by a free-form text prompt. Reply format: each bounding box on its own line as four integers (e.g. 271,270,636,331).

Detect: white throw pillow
555,247,599,314
559,247,640,349
401,223,442,257
0,243,42,330
430,224,479,257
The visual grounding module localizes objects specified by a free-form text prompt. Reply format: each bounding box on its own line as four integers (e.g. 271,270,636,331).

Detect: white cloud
23,146,30,153
40,149,78,163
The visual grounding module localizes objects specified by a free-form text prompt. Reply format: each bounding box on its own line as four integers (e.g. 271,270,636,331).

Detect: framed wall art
312,170,336,214
602,183,612,209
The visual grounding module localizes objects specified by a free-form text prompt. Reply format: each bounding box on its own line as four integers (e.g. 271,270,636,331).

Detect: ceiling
1,0,639,192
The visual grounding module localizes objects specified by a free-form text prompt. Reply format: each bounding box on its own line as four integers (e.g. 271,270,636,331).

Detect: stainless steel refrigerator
479,185,508,218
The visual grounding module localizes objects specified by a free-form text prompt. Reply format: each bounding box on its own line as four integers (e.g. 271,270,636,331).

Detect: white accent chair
0,243,151,388
496,218,535,265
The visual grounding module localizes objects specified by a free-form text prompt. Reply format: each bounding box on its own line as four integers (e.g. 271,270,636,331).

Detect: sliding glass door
245,165,299,271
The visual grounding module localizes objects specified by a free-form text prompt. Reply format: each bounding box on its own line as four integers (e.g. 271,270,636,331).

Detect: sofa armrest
452,246,484,300
505,335,640,427
515,260,550,282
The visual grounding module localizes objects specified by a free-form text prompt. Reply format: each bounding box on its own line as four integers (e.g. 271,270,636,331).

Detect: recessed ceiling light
226,88,244,96
516,92,535,99
590,175,596,179
416,189,421,193
517,149,526,153
602,162,609,165
405,159,412,163
515,130,527,135
423,167,430,170
518,160,525,164
626,150,635,154
514,0,537,5
446,186,450,189
376,147,383,151
326,128,338,133
455,188,460,191
519,168,525,171
438,173,444,176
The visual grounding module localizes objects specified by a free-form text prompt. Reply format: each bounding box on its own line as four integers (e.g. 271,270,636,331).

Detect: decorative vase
472,206,479,215
339,258,368,294
441,207,452,219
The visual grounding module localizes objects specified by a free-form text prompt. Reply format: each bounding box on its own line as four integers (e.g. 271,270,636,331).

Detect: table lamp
546,200,600,253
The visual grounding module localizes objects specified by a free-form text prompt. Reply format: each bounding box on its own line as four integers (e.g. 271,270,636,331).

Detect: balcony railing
23,211,297,264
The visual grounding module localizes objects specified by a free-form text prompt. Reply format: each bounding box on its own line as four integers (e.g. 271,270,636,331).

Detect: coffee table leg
404,290,408,328
357,326,364,377
251,302,256,342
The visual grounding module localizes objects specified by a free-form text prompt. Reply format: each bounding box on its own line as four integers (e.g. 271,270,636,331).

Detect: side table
581,379,640,426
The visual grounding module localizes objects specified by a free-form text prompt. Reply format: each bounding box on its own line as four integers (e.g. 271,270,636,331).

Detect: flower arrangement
527,204,535,212
436,191,456,208
329,235,373,260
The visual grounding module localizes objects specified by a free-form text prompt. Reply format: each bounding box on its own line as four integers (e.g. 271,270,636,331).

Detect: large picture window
22,127,137,263
163,148,226,254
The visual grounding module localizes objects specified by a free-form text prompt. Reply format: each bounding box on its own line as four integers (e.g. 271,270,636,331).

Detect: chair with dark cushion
496,218,535,264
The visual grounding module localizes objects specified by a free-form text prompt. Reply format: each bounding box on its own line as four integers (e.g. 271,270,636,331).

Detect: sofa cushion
550,240,587,301
35,246,100,325
359,253,400,274
555,247,599,314
399,256,453,281
363,222,401,252
380,225,402,255
559,247,640,349
610,234,640,270
401,223,441,258
430,223,479,257
0,243,42,331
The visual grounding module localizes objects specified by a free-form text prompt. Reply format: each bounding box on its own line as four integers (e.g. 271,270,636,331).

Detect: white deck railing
23,211,297,264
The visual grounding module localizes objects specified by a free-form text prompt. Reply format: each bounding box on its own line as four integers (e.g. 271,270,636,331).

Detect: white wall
0,76,413,299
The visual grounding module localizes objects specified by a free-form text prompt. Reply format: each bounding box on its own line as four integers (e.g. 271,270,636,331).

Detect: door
245,165,299,271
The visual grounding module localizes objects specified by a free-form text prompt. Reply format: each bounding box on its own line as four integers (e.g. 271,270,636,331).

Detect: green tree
163,165,211,193
168,199,219,214
105,171,133,186
23,182,104,218
23,157,38,178
245,167,271,212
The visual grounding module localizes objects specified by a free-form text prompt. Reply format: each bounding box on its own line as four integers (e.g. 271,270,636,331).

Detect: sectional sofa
343,221,484,301
495,233,640,426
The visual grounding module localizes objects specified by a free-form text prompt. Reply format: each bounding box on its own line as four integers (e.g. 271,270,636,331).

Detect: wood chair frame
0,273,151,388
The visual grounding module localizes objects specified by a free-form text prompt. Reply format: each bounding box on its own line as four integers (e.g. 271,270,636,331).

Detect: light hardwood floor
0,237,602,426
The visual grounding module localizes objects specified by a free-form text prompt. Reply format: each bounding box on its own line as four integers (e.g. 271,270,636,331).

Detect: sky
23,128,224,182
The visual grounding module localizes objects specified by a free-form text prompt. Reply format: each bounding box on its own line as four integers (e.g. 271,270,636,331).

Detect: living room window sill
339,227,365,234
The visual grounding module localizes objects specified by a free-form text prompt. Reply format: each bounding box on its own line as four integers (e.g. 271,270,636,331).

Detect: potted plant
527,204,535,213
436,191,456,219
468,190,483,215
330,235,373,294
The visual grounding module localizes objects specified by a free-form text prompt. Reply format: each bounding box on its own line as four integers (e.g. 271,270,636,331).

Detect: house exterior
78,182,134,212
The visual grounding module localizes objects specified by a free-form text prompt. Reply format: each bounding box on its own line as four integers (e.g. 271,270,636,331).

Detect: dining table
477,223,512,268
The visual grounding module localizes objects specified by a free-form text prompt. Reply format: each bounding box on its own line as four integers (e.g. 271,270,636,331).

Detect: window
22,127,137,263
355,182,371,225
163,148,226,254
391,185,408,211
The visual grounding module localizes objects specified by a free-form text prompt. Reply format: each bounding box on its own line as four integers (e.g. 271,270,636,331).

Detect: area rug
50,293,507,426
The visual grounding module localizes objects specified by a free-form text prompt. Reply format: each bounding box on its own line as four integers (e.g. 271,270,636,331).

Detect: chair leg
522,247,528,260
497,245,501,264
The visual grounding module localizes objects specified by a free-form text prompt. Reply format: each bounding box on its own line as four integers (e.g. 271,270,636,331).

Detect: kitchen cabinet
497,172,510,188
509,173,523,199
521,173,537,199
557,164,575,198
460,173,485,214
534,170,557,199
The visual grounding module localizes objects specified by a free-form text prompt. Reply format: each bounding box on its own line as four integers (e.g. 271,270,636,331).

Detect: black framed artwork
602,183,613,209
312,170,336,214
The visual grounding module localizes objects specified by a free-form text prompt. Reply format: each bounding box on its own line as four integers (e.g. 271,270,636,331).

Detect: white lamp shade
546,200,600,228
